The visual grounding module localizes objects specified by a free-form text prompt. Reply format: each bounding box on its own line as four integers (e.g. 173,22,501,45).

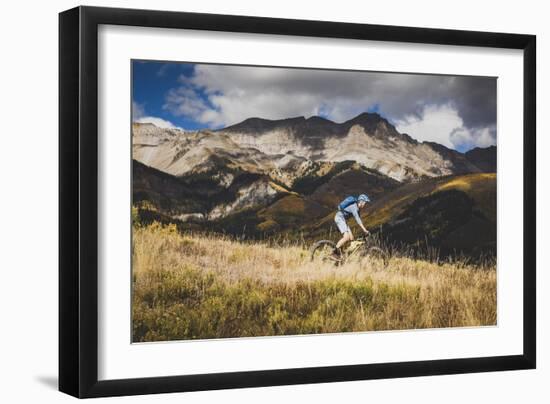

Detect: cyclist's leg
334,212,351,250
336,231,352,250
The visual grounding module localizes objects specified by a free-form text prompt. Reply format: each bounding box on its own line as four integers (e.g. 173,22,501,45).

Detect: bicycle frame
344,240,366,258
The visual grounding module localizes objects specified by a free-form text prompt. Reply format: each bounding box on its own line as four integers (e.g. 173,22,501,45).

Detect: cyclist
334,194,371,255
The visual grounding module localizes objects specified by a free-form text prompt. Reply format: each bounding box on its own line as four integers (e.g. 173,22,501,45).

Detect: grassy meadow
132,221,496,342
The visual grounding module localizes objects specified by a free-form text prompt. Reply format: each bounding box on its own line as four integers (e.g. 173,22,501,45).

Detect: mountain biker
334,194,371,255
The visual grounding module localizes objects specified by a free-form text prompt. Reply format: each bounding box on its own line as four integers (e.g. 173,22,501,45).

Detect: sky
132,60,497,152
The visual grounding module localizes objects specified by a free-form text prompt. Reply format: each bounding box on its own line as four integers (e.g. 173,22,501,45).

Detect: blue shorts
334,211,351,234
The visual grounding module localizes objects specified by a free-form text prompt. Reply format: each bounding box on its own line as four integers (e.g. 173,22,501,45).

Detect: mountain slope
133,159,205,218
308,164,401,209
217,113,483,181
465,146,497,172
133,159,295,222
198,165,400,238
133,113,491,184
133,123,336,188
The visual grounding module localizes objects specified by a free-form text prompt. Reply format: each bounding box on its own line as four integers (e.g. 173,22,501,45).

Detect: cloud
159,63,496,149
132,101,145,120
450,125,496,150
135,116,177,129
163,87,212,122
156,64,171,77
132,100,178,129
395,104,496,151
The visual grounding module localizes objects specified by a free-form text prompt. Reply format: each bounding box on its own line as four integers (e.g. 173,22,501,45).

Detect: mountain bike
310,234,389,266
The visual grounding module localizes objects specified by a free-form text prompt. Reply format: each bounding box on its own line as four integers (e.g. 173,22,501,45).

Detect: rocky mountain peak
306,115,333,124
132,110,496,184
344,112,400,137
464,145,497,172
346,111,383,124
222,116,306,134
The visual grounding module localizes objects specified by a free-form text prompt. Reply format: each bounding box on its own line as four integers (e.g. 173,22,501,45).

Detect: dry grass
436,173,496,193
132,222,496,342
435,173,496,221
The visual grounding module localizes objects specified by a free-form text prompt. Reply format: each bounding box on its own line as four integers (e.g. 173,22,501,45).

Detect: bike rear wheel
310,240,342,265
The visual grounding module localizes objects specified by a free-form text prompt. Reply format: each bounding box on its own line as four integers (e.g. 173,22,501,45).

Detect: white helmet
358,194,370,203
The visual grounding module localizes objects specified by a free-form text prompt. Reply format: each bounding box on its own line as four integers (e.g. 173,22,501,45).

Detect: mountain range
132,112,497,257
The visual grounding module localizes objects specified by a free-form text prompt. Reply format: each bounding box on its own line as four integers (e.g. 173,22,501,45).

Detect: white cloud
396,104,461,148
132,101,145,120
133,100,178,129
162,65,464,128
135,116,177,129
164,64,496,133
396,104,496,151
157,64,496,149
163,87,211,122
450,126,496,150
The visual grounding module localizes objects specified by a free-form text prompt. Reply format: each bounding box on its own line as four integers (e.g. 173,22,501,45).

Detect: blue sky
132,60,497,152
132,61,208,131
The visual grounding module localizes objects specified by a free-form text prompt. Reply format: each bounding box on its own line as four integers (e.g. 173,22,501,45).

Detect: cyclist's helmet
358,194,370,203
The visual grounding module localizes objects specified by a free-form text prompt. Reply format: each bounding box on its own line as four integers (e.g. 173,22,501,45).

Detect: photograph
130,60,498,343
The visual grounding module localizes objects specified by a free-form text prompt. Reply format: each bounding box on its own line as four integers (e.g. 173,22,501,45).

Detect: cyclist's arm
350,206,369,234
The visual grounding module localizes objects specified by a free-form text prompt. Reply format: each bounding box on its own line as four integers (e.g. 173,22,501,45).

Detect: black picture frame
59,5,536,398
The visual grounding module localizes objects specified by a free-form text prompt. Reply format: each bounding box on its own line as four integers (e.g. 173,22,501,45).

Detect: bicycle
310,233,389,266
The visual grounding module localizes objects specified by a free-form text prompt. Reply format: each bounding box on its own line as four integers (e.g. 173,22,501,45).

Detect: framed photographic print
59,6,536,398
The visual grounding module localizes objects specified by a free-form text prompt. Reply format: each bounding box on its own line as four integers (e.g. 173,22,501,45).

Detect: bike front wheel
310,240,342,265
362,246,389,267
